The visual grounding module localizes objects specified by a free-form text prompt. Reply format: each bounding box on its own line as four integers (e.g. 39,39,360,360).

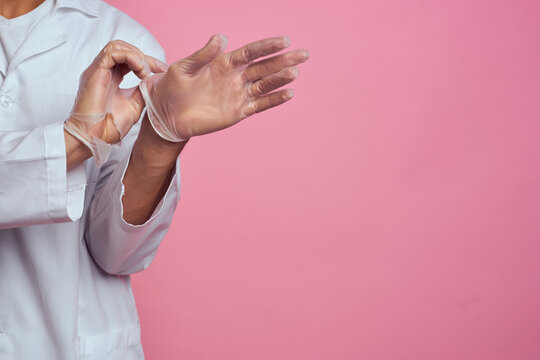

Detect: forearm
121,113,187,225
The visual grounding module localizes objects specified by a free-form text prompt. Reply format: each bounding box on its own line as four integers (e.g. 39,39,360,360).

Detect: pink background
107,0,540,359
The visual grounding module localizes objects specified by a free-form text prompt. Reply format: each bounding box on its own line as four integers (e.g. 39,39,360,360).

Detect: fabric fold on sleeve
0,120,87,229
86,147,181,276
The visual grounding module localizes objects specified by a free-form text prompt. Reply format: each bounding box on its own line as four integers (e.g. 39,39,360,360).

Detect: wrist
64,128,92,170
131,113,187,174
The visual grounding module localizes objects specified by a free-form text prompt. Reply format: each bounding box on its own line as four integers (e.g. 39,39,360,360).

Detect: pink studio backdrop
107,0,540,359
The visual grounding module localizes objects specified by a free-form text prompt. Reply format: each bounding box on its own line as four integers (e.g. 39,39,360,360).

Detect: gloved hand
64,40,168,167
139,34,310,143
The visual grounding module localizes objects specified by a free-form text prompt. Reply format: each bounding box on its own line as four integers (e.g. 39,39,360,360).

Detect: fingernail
303,50,310,59
288,67,299,78
283,36,291,46
286,89,294,98
216,34,227,42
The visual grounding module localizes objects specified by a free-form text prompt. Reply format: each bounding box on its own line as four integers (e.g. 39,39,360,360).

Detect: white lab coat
0,0,181,359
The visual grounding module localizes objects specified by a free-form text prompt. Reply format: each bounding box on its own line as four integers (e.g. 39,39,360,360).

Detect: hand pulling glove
64,40,167,167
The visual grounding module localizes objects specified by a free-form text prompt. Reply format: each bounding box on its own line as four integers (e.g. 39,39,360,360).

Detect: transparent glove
139,34,310,143
64,40,168,167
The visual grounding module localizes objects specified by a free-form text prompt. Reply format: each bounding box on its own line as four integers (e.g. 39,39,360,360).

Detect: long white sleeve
85,135,181,275
0,121,86,229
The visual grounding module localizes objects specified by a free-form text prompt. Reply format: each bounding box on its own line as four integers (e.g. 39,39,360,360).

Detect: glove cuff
139,79,188,143
64,115,112,168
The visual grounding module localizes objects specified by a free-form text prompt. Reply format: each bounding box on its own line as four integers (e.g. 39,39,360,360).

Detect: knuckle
169,62,184,73
244,84,253,100
107,40,126,52
247,101,258,115
242,47,253,62
253,81,265,95
103,45,116,55
245,85,254,100
239,108,249,120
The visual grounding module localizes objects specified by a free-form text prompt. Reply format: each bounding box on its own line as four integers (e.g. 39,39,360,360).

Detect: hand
65,40,167,145
139,34,310,142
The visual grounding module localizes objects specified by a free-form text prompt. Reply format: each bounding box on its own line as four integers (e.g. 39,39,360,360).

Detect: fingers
246,66,298,99
240,88,294,120
146,55,168,74
94,40,150,79
226,36,290,68
115,40,152,78
119,41,167,76
243,49,309,82
172,34,228,75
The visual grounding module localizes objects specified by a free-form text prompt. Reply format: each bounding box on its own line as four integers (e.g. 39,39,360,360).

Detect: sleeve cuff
44,121,87,222
99,147,181,231
85,134,182,275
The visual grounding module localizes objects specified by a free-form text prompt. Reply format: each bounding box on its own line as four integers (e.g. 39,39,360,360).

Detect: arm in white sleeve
84,32,182,275
85,113,181,275
0,121,86,229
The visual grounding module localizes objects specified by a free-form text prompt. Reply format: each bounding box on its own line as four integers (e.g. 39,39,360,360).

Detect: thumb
177,34,228,75
125,86,144,116
113,86,145,138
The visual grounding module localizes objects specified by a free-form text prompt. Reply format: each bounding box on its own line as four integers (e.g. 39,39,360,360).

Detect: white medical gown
0,0,181,358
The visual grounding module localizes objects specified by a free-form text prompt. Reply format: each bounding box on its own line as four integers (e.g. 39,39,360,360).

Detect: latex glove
139,34,310,142
64,40,168,167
